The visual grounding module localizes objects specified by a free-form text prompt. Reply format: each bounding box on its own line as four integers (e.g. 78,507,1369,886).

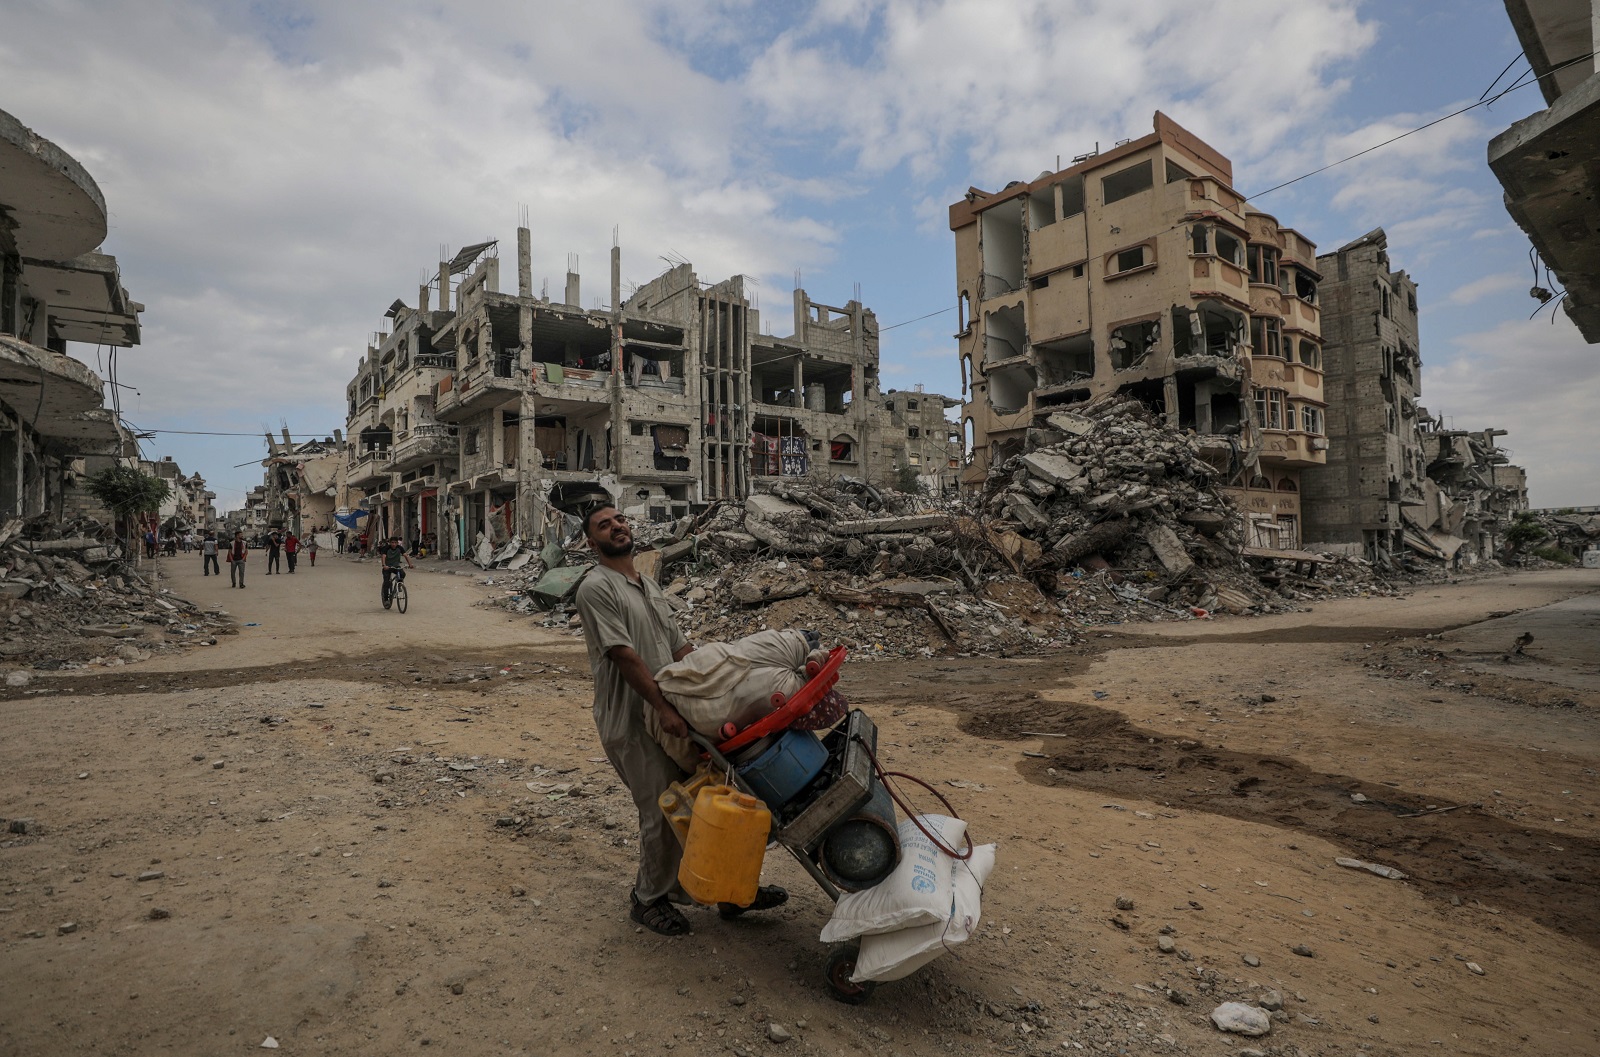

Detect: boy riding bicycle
378,535,414,605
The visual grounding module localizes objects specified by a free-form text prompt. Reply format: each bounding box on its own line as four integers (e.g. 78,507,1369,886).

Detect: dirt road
2,556,1597,1056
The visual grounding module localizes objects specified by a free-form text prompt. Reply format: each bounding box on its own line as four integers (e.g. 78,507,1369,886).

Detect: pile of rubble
469,398,1447,656
0,518,229,678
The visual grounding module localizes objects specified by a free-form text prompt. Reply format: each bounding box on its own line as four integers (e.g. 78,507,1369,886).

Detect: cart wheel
824,945,876,1005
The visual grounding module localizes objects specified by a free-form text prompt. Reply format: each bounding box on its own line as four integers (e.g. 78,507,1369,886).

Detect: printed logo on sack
911,877,936,893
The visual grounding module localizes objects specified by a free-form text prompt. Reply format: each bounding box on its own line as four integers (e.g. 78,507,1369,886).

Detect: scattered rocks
1243,953,1261,968
1114,895,1135,911
1210,1002,1271,1037
1259,990,1283,1011
137,870,165,882
148,908,171,920
1291,944,1315,958
766,1023,792,1044
1157,935,1176,954
1335,856,1408,880
1467,962,1486,976
58,921,78,935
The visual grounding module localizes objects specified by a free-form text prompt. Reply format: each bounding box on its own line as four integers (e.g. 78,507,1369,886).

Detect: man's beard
595,535,634,558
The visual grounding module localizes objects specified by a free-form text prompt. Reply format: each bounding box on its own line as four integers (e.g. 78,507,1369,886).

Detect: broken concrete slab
832,514,948,536
1020,452,1084,487
884,579,963,597
1003,494,1051,533
1045,411,1094,436
1144,524,1195,578
731,580,811,605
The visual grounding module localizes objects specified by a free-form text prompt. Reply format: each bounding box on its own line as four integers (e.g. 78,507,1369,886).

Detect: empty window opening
1214,230,1244,267
906,399,918,411
1190,223,1211,256
1166,158,1194,183
1173,304,1245,357
1110,319,1160,371
986,362,1036,414
1294,271,1318,303
1112,245,1151,274
1250,316,1283,358
465,428,481,455
1035,387,1092,409
980,199,1025,296
1036,333,1095,386
1071,263,1085,278
984,305,1026,363
908,426,920,438
1297,340,1320,368
829,435,856,463
1031,273,1049,290
1176,378,1243,435
1057,175,1085,219
1276,478,1298,492
1122,378,1167,417
1027,190,1057,230
958,291,971,333
1379,284,1392,318
1102,159,1154,205
1247,245,1279,286
1249,474,1272,490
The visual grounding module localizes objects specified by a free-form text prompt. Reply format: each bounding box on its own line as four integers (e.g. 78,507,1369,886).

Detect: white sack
851,843,996,983
820,815,968,943
655,629,810,736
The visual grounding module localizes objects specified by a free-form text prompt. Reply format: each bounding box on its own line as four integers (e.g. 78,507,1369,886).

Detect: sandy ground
2,555,1597,1057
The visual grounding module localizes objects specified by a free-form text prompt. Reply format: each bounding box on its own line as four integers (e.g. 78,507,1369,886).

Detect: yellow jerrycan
678,785,771,907
658,764,720,848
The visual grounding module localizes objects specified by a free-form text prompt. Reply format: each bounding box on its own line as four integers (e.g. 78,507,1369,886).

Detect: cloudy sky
4,0,1593,508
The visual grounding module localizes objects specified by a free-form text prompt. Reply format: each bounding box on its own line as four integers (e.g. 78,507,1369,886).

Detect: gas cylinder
678,785,771,907
658,764,721,848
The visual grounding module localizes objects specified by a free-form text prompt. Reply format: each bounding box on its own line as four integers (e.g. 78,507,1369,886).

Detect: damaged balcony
524,309,615,402
388,423,456,473
0,335,121,453
621,320,686,394
436,302,526,422
750,344,855,415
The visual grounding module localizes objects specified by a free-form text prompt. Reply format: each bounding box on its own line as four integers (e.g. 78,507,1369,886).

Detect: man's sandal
718,885,789,920
630,891,691,936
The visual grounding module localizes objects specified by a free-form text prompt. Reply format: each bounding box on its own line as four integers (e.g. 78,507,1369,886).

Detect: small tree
1501,511,1547,557
85,465,171,557
893,458,925,495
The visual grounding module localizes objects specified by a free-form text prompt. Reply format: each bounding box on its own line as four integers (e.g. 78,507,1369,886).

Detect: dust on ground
2,555,1597,1056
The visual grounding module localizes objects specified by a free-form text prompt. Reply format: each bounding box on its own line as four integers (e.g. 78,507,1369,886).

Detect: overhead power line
1249,48,1597,199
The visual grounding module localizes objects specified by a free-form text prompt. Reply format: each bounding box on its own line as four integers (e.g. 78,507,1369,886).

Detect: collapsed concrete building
1415,420,1529,560
341,231,959,555
255,430,345,536
951,112,1327,550
1,107,142,523
1301,229,1426,558
1301,229,1530,565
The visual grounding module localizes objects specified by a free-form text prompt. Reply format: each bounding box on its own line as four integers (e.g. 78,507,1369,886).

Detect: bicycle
382,570,408,613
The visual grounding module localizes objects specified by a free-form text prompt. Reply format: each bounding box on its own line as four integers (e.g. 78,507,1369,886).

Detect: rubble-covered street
2,554,1596,1056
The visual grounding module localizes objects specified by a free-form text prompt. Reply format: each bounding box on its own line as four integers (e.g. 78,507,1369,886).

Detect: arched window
1276,478,1298,492
829,434,856,463
1249,473,1271,490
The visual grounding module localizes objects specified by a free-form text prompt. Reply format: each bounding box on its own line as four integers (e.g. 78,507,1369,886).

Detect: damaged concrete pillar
565,263,580,310
418,282,430,316
439,262,450,315
793,287,807,338
610,244,621,316
517,226,532,298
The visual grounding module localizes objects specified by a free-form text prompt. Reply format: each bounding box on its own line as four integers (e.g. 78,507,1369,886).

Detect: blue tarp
334,510,370,529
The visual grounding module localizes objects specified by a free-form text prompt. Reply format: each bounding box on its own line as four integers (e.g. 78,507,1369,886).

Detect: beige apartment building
951,112,1327,548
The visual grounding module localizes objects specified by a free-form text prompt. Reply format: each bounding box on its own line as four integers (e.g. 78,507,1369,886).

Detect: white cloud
1426,314,1599,507
1444,271,1526,306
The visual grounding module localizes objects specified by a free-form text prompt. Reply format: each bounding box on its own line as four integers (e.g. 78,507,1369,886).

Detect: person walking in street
143,528,156,559
200,531,220,576
573,503,787,936
335,528,347,554
265,530,282,574
226,531,248,588
284,531,300,573
306,533,319,567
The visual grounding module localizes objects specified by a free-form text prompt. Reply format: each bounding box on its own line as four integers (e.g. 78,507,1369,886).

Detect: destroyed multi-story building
341,228,958,555
951,112,1326,548
139,455,216,536
1415,419,1530,560
257,430,347,535
1,107,142,523
1300,229,1426,559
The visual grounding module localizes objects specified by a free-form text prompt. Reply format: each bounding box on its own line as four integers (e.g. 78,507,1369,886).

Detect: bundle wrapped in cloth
646,629,841,769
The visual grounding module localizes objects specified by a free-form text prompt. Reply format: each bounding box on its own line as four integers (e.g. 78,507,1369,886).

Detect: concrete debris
0,515,228,673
